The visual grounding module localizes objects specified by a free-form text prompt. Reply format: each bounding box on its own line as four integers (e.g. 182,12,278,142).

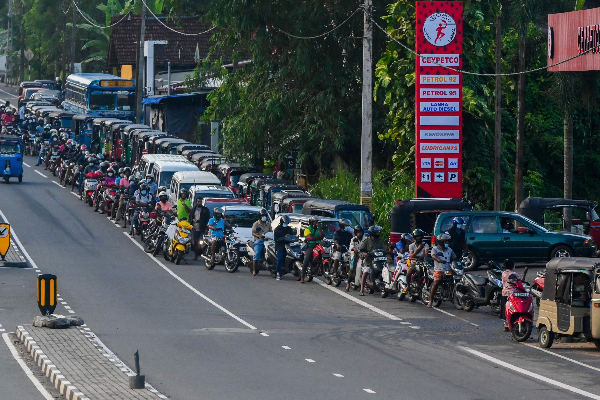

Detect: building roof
107,14,217,68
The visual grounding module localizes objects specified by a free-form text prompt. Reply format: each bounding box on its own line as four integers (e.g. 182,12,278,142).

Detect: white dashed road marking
260,332,269,337
333,373,344,378
282,346,291,350
363,389,376,394
34,170,47,178
51,181,62,187
305,359,315,363
23,162,30,167
523,343,600,373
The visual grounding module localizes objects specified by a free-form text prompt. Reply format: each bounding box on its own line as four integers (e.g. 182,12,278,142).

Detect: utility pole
135,2,147,123
493,17,502,211
70,6,76,73
360,0,373,210
5,0,13,86
19,0,24,83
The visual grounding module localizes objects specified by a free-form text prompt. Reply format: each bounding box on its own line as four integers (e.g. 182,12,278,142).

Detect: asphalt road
2,154,600,399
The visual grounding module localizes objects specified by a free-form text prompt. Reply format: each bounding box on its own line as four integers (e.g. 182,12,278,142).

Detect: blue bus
64,73,136,121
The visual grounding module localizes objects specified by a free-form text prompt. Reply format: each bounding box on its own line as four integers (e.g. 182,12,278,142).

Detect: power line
271,7,361,39
140,0,216,36
71,0,129,29
371,17,600,77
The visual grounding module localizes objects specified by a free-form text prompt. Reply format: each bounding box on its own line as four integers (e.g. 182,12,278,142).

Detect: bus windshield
90,92,115,110
117,94,135,111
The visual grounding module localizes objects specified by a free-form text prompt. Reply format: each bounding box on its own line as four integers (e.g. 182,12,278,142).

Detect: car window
468,216,499,234
440,216,471,232
500,217,525,234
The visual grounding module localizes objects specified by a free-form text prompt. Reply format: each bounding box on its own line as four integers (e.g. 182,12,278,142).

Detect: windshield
117,94,135,111
229,171,244,186
159,171,175,187
205,201,244,214
338,210,370,229
90,92,115,110
517,215,548,232
193,190,234,200
0,143,22,154
291,204,304,214
320,221,341,239
224,210,260,228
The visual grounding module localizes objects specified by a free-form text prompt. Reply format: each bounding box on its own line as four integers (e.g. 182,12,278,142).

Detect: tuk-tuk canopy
47,111,75,119
519,197,596,226
541,257,599,301
301,199,366,215
281,196,313,209
72,114,96,122
390,198,472,234
123,124,151,134
92,117,118,126
191,152,222,163
177,143,210,153
238,173,269,185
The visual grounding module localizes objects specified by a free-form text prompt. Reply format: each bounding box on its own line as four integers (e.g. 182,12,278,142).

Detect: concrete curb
16,326,90,400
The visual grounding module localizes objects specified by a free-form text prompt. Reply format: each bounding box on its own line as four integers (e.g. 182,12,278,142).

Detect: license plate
513,292,529,297
375,257,387,261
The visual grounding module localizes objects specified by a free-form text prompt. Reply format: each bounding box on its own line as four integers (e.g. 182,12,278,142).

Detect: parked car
223,205,273,242
433,211,596,270
203,198,250,215
167,170,221,204
188,185,235,205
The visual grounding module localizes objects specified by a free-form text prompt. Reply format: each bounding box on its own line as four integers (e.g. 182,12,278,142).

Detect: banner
415,1,463,198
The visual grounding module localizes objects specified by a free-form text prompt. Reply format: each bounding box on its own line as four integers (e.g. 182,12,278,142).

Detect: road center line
34,170,47,178
460,346,600,400
123,232,257,330
2,333,55,400
523,343,600,373
314,278,401,321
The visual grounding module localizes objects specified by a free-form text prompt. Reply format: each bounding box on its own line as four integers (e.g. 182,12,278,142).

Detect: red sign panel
548,8,600,72
415,1,463,198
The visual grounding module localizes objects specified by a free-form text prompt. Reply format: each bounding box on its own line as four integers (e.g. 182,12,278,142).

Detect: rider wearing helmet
104,168,117,186
156,191,172,212
273,215,294,280
130,184,152,236
251,208,272,276
358,226,386,295
332,219,353,278
428,233,456,307
347,225,366,291
145,174,158,196
208,207,231,265
402,229,430,295
301,217,325,283
99,161,110,174
177,189,192,221
190,196,210,261
446,216,468,260
396,233,413,255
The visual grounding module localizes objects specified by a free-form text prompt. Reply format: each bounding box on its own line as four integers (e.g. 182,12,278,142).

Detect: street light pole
135,2,147,123
5,0,13,86
70,6,76,74
360,0,373,210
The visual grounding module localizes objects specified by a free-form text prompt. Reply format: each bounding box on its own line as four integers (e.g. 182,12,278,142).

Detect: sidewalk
0,239,27,268
17,325,167,400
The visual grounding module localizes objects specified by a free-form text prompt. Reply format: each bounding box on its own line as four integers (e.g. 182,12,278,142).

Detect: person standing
358,226,386,296
347,225,366,292
251,209,271,276
332,219,352,278
501,259,519,331
177,190,192,221
273,215,294,280
301,217,324,283
403,228,429,295
446,217,468,260
190,197,210,261
429,233,456,307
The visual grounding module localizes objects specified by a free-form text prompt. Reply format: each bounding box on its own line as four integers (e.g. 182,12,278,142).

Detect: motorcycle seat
467,274,488,286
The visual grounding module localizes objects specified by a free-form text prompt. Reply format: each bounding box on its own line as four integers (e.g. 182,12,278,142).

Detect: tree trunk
514,33,526,211
494,16,502,211
563,108,573,231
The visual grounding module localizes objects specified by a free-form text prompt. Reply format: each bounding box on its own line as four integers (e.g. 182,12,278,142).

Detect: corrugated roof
107,14,218,68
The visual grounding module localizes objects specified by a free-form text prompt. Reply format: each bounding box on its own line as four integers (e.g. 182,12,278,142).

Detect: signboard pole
415,1,463,199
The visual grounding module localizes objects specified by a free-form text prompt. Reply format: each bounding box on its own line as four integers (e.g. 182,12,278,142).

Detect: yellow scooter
163,220,193,264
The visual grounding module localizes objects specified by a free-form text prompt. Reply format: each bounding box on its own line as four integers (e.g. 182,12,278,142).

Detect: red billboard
415,1,463,198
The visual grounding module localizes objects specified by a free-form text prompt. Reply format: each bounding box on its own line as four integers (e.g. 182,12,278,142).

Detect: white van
137,154,189,179
168,171,222,204
188,184,235,205
152,161,199,195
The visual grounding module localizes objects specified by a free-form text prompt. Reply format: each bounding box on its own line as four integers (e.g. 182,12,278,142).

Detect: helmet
401,233,413,242
308,217,318,226
110,162,118,169
49,128,57,135
118,168,124,175
452,217,465,226
97,154,104,160
106,168,115,177
354,225,364,234
412,228,424,238
368,225,382,237
122,167,131,175
146,173,154,181
436,233,451,242
280,215,291,225
80,144,87,151
259,208,268,217
158,186,167,193
338,218,351,229
158,191,168,198
179,189,187,198
139,183,149,194
99,161,110,173
213,207,224,218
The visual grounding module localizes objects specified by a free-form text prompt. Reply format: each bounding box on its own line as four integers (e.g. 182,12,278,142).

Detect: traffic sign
0,223,10,260
24,49,34,61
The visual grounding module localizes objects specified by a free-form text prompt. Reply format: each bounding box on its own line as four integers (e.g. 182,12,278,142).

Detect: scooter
381,252,409,298
397,259,431,302
505,269,533,342
530,270,545,307
265,235,303,279
363,249,392,294
454,261,503,313
420,260,464,307
81,173,100,207
163,219,193,265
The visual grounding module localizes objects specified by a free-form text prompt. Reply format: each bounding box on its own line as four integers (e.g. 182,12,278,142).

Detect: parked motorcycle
265,235,303,279
143,211,173,256
530,270,545,307
505,268,533,342
163,220,194,265
81,175,99,207
363,249,392,294
420,260,464,307
203,228,236,270
294,239,332,283
381,252,409,299
454,261,503,313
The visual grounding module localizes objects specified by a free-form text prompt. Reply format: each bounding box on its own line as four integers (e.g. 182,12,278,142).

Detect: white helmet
50,129,58,135
158,191,167,198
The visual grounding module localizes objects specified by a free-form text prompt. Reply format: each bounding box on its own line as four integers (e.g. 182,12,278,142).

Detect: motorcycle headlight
179,228,190,238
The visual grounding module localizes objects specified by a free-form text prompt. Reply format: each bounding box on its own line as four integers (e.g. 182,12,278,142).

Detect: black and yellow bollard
0,223,10,261
37,274,57,316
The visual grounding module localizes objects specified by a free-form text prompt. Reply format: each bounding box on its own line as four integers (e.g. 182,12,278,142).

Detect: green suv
433,211,595,270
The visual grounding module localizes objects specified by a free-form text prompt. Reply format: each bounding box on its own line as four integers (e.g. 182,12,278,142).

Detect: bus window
90,92,116,110
117,94,135,111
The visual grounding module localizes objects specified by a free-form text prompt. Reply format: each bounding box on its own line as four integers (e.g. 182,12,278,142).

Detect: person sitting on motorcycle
130,184,152,236
146,174,158,197
358,226,386,296
190,197,210,261
251,208,272,276
445,216,469,262
501,259,518,331
332,219,353,278
429,233,456,307
403,228,430,295
395,233,413,256
347,225,366,292
103,167,117,186
274,215,294,280
208,207,230,265
1,109,15,127
156,191,173,213
177,190,192,221
301,217,324,283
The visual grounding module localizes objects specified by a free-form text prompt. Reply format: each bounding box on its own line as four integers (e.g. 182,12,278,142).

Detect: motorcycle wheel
489,288,502,314
18,174,22,183
225,250,239,273
365,274,374,294
141,229,147,242
511,320,532,342
175,250,183,265
421,286,441,307
294,261,302,281
270,270,277,278
453,295,464,310
381,290,389,299
163,243,171,261
332,275,342,287
3,176,9,184
88,197,93,207
152,237,163,257
463,299,475,312
398,292,406,301
143,237,155,253
123,214,128,228
305,275,313,283
323,268,332,285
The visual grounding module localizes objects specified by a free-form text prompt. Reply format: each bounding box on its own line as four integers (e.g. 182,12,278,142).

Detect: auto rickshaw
0,136,24,183
536,257,600,348
72,114,95,147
